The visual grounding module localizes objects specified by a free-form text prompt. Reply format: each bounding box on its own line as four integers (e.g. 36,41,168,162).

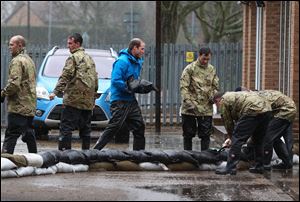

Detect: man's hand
222,138,232,148
49,93,56,100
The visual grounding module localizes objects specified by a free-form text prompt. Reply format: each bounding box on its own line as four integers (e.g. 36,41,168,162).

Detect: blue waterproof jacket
110,48,143,103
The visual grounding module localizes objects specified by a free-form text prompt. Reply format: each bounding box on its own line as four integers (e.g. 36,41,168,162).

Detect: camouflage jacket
1,49,36,116
220,91,272,135
53,47,98,110
180,59,219,116
257,90,296,122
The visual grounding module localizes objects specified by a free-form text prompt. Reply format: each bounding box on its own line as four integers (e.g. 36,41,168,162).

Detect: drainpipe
255,1,264,90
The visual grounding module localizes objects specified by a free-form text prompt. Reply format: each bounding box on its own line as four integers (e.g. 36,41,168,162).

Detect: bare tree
161,1,205,43
193,1,243,43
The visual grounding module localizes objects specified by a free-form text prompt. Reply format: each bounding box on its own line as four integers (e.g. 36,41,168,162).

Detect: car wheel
35,128,49,140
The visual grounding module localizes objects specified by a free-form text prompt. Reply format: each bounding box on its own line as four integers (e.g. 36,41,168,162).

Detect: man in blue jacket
93,38,146,150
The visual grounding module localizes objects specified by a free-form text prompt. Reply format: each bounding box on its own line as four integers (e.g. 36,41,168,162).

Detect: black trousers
93,100,145,150
2,113,37,154
58,105,92,150
228,112,271,165
263,118,294,165
182,114,213,150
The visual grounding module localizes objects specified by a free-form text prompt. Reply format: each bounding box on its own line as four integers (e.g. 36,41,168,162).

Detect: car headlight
36,86,50,100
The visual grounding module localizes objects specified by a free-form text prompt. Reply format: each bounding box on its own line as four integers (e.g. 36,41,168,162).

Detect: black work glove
128,79,159,94
1,96,5,103
1,90,5,103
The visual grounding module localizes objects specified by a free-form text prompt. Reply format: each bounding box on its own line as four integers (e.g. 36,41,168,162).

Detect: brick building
242,1,299,153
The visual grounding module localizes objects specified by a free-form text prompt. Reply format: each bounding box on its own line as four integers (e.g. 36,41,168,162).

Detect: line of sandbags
38,148,228,169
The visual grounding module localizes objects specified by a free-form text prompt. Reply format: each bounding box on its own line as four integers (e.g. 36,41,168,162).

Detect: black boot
215,157,238,175
273,140,293,169
22,129,37,153
133,137,145,151
201,137,210,151
249,162,264,174
1,138,17,154
263,149,273,171
81,136,90,150
272,162,292,170
58,135,72,151
183,138,193,150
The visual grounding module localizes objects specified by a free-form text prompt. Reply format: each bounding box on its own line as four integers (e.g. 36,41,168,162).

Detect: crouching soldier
213,91,272,175
257,90,296,169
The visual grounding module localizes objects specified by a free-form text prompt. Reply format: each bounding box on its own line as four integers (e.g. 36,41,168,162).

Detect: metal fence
1,42,242,126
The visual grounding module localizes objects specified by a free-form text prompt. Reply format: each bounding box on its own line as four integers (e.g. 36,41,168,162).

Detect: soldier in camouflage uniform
1,35,37,154
236,89,297,170
49,33,98,151
258,90,296,169
213,91,272,175
180,47,219,151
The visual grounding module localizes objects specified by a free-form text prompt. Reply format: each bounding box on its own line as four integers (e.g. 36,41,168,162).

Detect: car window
43,55,115,79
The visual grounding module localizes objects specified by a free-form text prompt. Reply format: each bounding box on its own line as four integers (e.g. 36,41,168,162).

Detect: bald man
1,35,37,154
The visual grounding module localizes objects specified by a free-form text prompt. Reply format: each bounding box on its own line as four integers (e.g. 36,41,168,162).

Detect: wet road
1,128,299,201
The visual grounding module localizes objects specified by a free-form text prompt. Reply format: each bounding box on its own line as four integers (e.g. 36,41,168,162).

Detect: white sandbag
199,163,218,171
72,164,89,172
293,154,299,164
214,161,227,171
55,162,75,173
23,153,44,168
139,162,169,171
34,166,57,175
1,170,18,178
1,157,17,171
15,166,35,177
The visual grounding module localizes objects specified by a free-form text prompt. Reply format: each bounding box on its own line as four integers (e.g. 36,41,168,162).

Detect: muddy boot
183,138,193,150
81,136,90,150
215,153,238,175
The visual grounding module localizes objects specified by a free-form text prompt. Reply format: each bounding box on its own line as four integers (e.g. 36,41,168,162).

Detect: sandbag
81,149,100,164
1,170,18,178
164,150,199,167
1,157,17,171
34,166,57,175
102,149,131,162
1,153,27,167
185,149,222,164
23,153,44,168
39,150,62,168
15,166,35,177
167,162,198,171
115,160,141,171
139,162,169,171
89,162,116,171
60,150,88,165
123,150,152,163
145,150,172,165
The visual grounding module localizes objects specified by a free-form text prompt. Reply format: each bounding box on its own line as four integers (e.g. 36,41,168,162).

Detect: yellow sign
186,52,194,62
